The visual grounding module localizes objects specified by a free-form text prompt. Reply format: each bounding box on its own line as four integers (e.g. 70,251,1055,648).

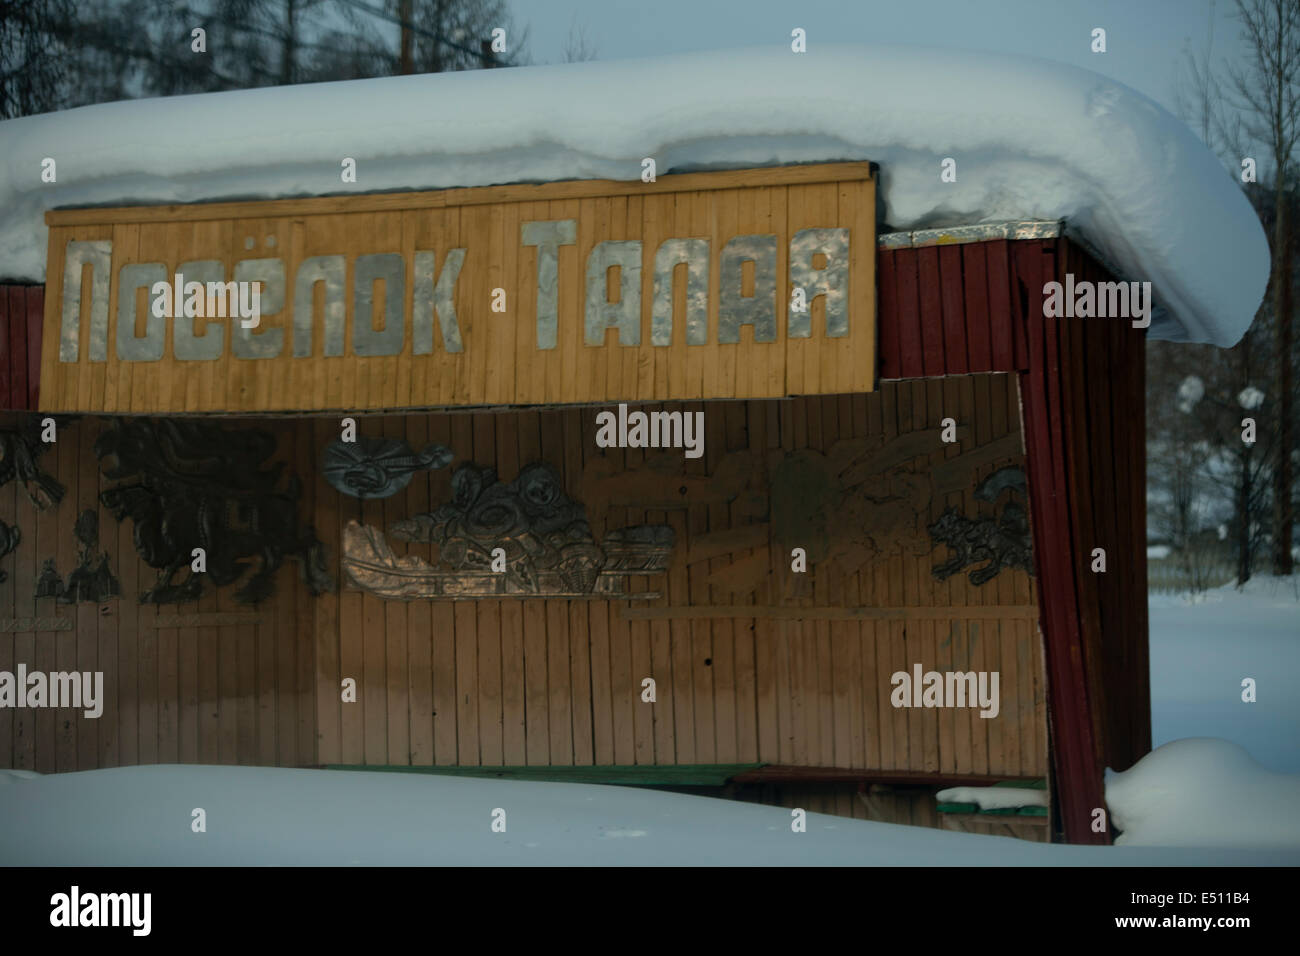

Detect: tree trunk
1272,183,1295,575
1239,448,1254,585
399,0,413,75
281,0,296,85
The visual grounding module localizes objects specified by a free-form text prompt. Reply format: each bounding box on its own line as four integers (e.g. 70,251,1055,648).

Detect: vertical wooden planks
0,407,15,768
0,288,12,408
917,247,946,378
383,415,411,766
475,412,503,766
74,419,100,770
429,411,458,766
53,417,78,770
405,411,435,766
360,415,389,764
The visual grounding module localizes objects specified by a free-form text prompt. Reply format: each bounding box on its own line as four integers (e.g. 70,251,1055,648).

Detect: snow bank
1,763,1294,865
0,45,1267,346
1106,738,1300,848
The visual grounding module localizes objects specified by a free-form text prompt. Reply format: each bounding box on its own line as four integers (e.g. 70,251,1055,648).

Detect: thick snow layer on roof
1,763,1296,865
0,45,1268,346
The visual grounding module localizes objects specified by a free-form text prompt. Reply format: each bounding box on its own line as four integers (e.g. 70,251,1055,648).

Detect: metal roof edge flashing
878,220,1064,249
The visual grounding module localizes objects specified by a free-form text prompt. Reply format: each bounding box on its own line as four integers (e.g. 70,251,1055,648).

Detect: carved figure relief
0,519,18,583
96,419,332,604
35,510,120,604
0,418,65,509
343,461,673,600
928,466,1034,585
323,437,453,499
580,428,1029,596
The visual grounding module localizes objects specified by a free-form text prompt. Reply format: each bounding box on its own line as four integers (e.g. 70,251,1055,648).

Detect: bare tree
562,14,596,63
1225,0,1300,575
0,0,75,118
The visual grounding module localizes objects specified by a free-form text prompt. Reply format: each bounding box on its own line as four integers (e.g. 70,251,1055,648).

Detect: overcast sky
511,0,1252,123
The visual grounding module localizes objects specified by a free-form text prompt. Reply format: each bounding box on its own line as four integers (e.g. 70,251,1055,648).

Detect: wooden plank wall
0,285,43,411
1057,242,1150,773
879,236,1150,842
0,378,1046,797
878,240,1030,380
0,411,317,772
311,378,1046,782
40,164,874,414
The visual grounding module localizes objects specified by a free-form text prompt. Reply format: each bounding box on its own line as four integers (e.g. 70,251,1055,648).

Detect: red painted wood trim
895,248,925,378
938,244,968,374
962,242,993,372
985,240,1016,371
0,287,13,409
10,286,27,411
917,245,945,376
1013,240,1107,844
26,285,42,411
878,249,901,377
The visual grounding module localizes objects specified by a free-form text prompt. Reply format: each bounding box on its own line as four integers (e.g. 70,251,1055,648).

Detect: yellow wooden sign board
41,162,875,414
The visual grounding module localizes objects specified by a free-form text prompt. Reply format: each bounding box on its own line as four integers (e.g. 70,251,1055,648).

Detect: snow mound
1,763,1295,865
1106,738,1300,847
0,44,1267,346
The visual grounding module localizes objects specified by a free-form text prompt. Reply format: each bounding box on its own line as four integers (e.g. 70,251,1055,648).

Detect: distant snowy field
1147,575,1300,773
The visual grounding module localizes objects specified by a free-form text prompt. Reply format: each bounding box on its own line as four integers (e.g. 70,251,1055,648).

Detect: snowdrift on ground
1106,738,1300,848
2,763,1296,866
1148,574,1300,772
0,44,1268,346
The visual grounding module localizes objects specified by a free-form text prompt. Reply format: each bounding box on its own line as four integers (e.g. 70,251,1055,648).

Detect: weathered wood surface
0,379,1045,794
39,164,875,414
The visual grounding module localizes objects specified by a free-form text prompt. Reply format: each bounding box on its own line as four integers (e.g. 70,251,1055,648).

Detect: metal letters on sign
521,219,576,351
96,419,332,604
788,228,850,338
343,460,673,600
323,437,454,499
43,165,877,412
718,235,778,344
652,238,709,346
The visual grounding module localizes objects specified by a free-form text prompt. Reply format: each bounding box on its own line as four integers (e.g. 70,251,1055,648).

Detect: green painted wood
936,803,1049,817
321,763,767,787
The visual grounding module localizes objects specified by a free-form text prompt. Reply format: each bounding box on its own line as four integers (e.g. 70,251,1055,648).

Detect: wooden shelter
0,162,1148,844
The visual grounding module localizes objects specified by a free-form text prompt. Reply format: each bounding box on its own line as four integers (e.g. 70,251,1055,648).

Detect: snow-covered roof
0,45,1269,347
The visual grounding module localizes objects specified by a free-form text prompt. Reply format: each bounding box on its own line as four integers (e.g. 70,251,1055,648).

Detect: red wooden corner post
0,286,11,409
26,284,43,411
1014,241,1108,844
